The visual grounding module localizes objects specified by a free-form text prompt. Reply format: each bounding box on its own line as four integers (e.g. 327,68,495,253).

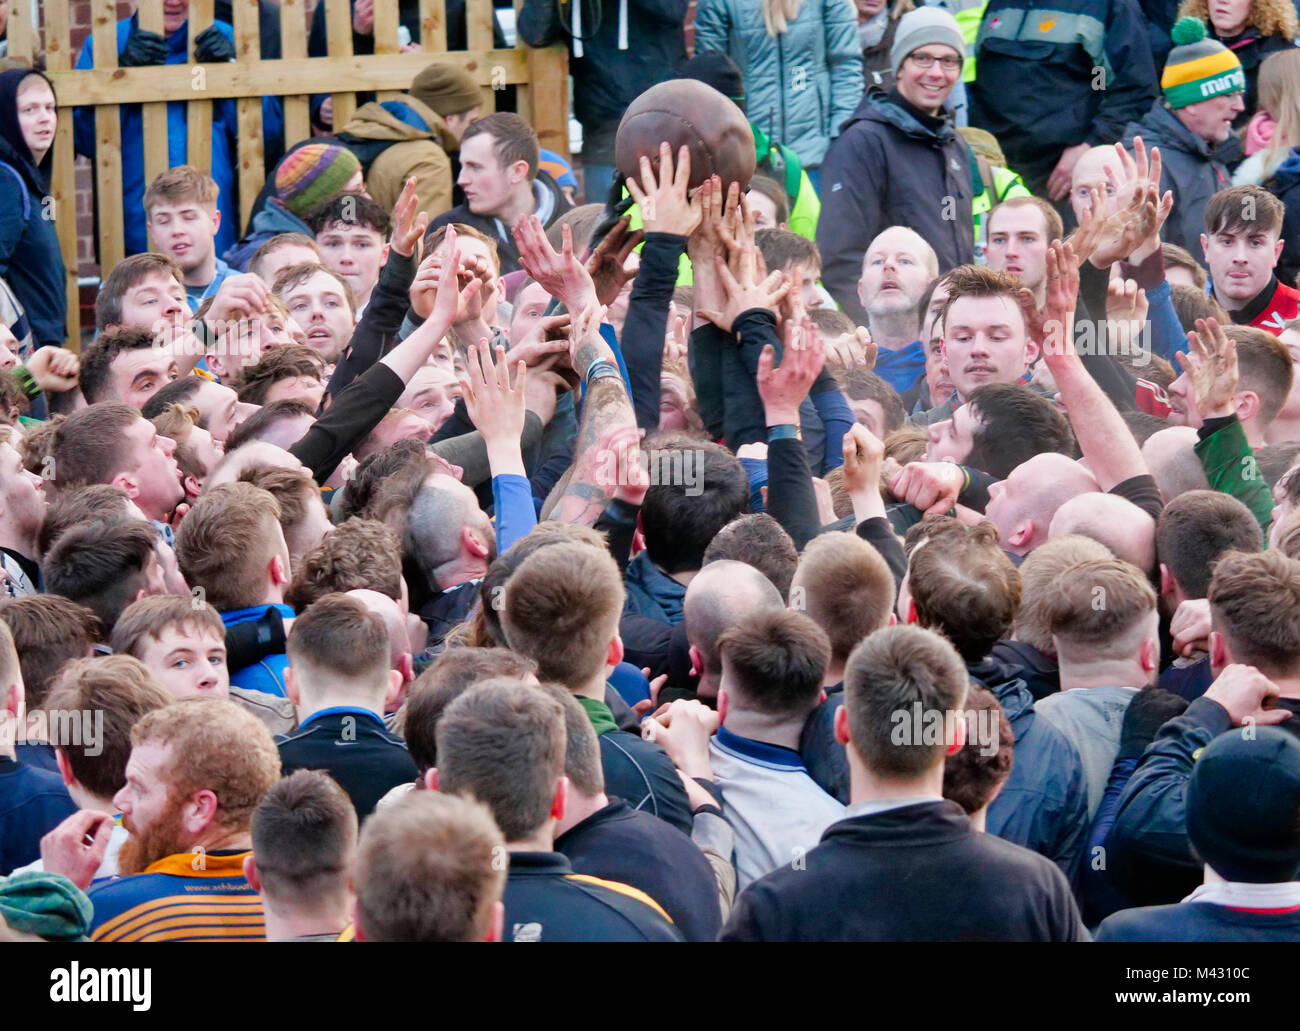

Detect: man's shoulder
89,869,263,942
504,863,681,942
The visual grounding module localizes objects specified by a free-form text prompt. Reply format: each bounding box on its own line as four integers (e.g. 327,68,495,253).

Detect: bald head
986,452,1099,556
684,560,785,698
858,225,938,322
1049,492,1157,575
1141,427,1209,503
1069,144,1121,225
347,588,411,671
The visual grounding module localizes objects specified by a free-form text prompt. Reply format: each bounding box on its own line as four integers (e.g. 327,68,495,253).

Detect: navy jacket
1266,147,1300,288
622,552,686,626
969,0,1156,191
502,851,683,941
1097,901,1300,942
597,724,694,836
0,757,76,876
818,90,974,325
555,798,722,941
720,802,1087,941
276,707,418,821
971,657,1091,883
0,135,64,347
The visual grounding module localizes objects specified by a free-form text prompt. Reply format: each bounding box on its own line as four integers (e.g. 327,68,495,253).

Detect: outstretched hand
757,318,826,426
625,143,704,238
585,216,643,307
460,339,528,451
513,216,598,312
1177,316,1238,420
390,177,429,260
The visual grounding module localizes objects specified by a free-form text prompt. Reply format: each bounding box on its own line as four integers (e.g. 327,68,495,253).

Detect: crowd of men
2,0,1300,943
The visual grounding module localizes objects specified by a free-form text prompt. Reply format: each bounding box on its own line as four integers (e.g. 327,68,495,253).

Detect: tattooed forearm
554,377,636,526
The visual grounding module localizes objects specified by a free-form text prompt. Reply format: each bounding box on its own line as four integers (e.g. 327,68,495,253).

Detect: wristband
585,358,621,384
767,423,800,442
12,364,39,399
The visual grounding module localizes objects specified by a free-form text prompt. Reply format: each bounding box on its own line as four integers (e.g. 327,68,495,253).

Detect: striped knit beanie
1161,17,1245,110
274,143,362,218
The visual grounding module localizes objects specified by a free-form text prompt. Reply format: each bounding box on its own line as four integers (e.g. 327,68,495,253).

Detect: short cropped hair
110,594,226,661
791,531,895,668
942,684,1013,814
1209,550,1300,678
37,484,131,559
305,192,392,238
285,593,391,686
990,194,1064,243
79,327,161,404
285,518,401,612
702,513,799,599
175,482,283,612
238,465,324,558
1014,535,1113,655
42,656,172,800
0,595,102,708
1231,325,1294,427
232,347,324,408
271,262,356,317
143,164,219,212
250,770,357,913
436,679,566,841
355,791,505,942
1042,558,1157,657
502,542,624,689
249,233,320,281
1169,283,1229,333
908,519,1020,663
1156,490,1263,599
838,366,907,436
536,681,605,797
641,437,750,573
1204,185,1285,239
460,112,539,179
717,609,831,718
402,649,538,772
967,383,1075,479
939,263,1036,338
49,403,143,492
755,227,820,274
844,625,969,777
43,521,159,633
94,253,183,330
1162,243,1207,290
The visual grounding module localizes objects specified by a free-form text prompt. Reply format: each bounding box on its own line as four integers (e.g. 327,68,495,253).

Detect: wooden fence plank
467,0,494,51
137,1,169,195
526,47,570,159
46,51,534,104
324,0,356,130
92,0,124,275
44,2,80,348
231,0,265,231
187,0,215,171
7,0,34,64
419,0,448,52
279,0,312,146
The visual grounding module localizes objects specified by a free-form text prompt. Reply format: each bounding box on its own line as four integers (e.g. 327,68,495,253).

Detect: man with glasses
818,8,975,326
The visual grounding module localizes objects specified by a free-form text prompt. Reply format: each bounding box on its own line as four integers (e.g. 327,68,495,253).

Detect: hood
339,95,457,150
623,552,686,625
842,88,955,144
250,198,312,236
1272,146,1300,190
967,656,1035,739
0,68,53,195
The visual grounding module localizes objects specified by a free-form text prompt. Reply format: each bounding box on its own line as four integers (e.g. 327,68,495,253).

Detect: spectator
74,4,284,258
248,233,321,287
1179,0,1299,127
352,790,505,942
306,194,392,315
855,227,938,393
79,328,180,410
0,440,43,599
985,196,1063,308
144,166,236,313
819,7,975,323
1122,19,1246,263
435,679,682,941
0,69,64,348
693,0,862,175
942,684,1016,829
1201,185,1299,335
245,770,356,942
43,520,167,636
278,594,415,820
719,625,1087,940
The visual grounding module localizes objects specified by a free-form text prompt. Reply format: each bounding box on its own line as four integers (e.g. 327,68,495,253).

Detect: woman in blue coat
0,69,65,350
694,0,864,174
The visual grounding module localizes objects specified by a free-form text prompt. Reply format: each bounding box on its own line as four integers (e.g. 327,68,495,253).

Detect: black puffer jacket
817,89,974,325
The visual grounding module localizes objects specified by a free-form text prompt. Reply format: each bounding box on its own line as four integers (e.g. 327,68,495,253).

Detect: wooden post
187,0,215,172
231,0,265,232
527,48,570,159
467,0,496,114
280,0,312,147
374,0,403,102
136,0,170,195
44,1,81,349
325,0,356,131
420,0,448,52
92,0,125,275
7,0,34,64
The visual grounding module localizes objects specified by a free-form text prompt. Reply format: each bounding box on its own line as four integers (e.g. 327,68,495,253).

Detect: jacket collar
852,88,956,143
507,851,573,876
714,725,808,771
823,799,971,846
143,850,252,878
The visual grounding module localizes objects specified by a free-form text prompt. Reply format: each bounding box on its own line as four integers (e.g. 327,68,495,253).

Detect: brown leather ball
615,79,756,193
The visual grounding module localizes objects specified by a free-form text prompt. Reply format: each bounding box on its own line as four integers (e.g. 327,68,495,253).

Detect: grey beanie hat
890,7,966,78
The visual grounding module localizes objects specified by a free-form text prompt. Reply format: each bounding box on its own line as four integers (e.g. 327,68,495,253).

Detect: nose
26,470,43,490
968,334,990,356
112,785,129,814
928,422,945,443
159,434,177,457
988,480,1004,500
235,401,259,424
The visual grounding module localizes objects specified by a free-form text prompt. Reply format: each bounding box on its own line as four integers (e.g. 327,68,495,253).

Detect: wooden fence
7,0,568,345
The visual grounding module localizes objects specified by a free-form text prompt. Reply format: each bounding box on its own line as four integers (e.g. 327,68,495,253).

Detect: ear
1159,563,1174,602
461,524,490,560
906,598,918,625
399,652,415,684
1209,630,1228,676
1275,238,1285,265
946,710,967,757
55,747,76,789
243,854,261,893
186,788,221,835
383,668,405,713
284,665,300,707
381,243,390,266
269,552,289,587
1023,336,1041,367
1007,518,1035,551
510,159,530,184
211,209,222,237
834,702,850,745
1200,233,1210,259
550,774,568,824
425,767,439,792
688,643,703,678
183,474,203,501
605,634,624,671
486,899,505,943
205,351,231,382
1139,635,1159,673
350,896,365,942
111,471,141,501
1234,389,1260,424
4,679,19,719
717,687,729,726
